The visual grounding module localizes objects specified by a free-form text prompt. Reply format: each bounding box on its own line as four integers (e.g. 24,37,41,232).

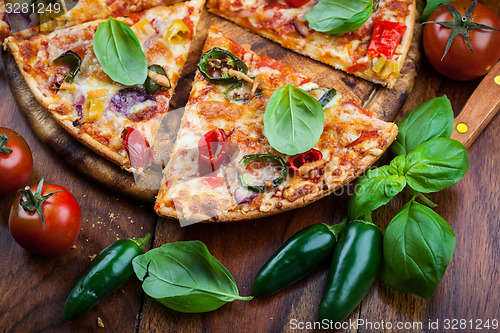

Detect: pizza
207,0,416,88
154,26,398,224
0,0,181,41
5,0,205,172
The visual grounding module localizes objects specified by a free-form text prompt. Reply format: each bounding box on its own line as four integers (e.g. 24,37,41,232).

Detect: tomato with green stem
0,127,33,196
9,178,82,256
423,0,500,80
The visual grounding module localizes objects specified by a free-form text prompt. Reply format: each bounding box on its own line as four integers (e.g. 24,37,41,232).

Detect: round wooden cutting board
4,10,422,203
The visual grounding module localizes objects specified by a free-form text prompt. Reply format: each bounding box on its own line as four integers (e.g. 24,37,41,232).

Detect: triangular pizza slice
155,26,398,224
207,0,416,88
5,0,205,172
0,0,183,41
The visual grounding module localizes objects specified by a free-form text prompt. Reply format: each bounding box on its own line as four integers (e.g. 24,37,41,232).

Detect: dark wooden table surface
1,2,499,332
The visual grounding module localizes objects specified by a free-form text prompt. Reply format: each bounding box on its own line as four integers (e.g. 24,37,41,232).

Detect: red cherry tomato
285,0,311,8
0,127,33,196
9,180,82,256
423,0,500,80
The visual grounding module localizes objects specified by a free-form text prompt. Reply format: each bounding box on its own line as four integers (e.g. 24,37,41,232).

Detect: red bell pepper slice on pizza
198,128,229,175
368,21,407,60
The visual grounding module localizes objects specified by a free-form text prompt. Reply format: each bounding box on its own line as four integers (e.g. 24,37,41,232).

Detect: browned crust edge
4,0,207,173
4,33,132,170
207,0,417,89
158,124,398,222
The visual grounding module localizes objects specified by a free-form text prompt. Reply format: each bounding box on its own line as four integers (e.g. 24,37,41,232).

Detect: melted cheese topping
155,26,397,221
6,0,204,170
207,0,414,87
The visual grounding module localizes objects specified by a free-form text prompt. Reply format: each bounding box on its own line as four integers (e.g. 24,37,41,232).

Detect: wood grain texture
450,60,500,148
4,9,421,204
0,1,498,333
0,55,158,333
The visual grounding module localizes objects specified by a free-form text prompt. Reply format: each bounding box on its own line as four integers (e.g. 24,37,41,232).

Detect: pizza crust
5,0,205,172
0,0,183,43
154,26,399,223
207,0,417,88
5,36,130,168
158,123,397,222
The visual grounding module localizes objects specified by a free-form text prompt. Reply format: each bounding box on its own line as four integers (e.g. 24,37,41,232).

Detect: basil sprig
132,241,252,313
347,95,469,299
404,137,470,193
391,95,454,156
264,84,325,155
347,161,406,219
382,200,455,299
94,18,148,86
305,0,373,35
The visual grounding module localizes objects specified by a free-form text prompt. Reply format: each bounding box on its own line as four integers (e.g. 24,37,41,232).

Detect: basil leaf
404,137,470,193
305,0,372,34
382,200,455,299
391,95,454,156
347,165,406,219
94,18,148,86
132,241,252,313
388,155,406,175
421,0,452,21
264,84,325,155
327,2,373,34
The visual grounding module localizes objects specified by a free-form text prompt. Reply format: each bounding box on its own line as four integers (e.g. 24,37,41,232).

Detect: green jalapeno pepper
238,154,287,192
316,88,336,108
62,234,151,320
197,47,248,84
317,220,382,323
309,88,337,108
144,64,171,94
224,80,251,102
252,220,346,297
224,80,262,102
53,50,81,89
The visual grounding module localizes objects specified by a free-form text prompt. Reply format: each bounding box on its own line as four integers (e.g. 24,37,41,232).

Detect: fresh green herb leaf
132,241,252,313
391,95,454,156
264,84,325,155
388,155,406,176
327,3,373,35
382,200,455,299
404,137,470,193
420,0,452,21
94,18,148,86
305,0,372,34
347,165,406,219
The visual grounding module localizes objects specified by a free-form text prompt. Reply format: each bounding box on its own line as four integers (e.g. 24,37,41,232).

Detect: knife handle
450,61,500,148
